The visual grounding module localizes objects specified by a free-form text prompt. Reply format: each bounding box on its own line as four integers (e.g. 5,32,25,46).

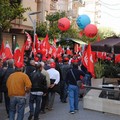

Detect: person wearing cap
59,56,72,103
65,62,85,114
40,61,50,114
47,62,60,110
28,63,47,120
6,62,32,120
1,59,15,117
25,60,36,79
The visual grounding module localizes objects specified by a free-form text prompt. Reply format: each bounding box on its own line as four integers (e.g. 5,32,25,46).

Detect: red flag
4,41,13,60
56,45,62,55
19,43,25,66
97,52,106,60
32,43,37,57
82,44,95,77
40,34,50,56
13,43,21,64
50,45,57,58
115,54,120,63
25,32,32,50
66,47,72,55
35,34,41,53
0,41,5,60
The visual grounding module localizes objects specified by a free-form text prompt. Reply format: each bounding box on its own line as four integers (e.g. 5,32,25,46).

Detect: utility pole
94,0,101,26
28,11,41,48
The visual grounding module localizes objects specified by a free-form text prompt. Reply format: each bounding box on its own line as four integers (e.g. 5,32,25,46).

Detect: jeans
48,91,55,109
60,81,68,102
9,97,26,120
68,84,79,112
83,74,91,86
29,93,42,119
41,94,48,111
4,92,10,115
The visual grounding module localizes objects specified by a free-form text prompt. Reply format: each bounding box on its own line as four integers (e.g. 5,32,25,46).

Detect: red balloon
58,17,70,31
84,24,98,38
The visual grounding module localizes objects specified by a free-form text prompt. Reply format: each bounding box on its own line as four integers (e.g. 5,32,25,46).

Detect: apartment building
2,0,83,50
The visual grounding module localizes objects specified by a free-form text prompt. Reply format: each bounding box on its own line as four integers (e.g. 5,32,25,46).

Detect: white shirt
47,68,60,84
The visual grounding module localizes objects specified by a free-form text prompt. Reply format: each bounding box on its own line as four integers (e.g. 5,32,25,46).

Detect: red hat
64,57,69,61
71,59,78,64
34,57,39,62
42,56,47,61
50,62,56,68
58,57,63,62
15,62,24,68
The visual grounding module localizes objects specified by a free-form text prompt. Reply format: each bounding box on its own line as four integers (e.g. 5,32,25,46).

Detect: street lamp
28,11,41,47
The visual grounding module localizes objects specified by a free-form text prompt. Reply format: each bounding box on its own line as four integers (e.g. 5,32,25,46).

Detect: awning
91,36,120,53
56,38,87,45
72,39,87,45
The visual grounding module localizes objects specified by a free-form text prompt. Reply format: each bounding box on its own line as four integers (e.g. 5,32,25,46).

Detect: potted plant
91,60,105,87
94,60,105,78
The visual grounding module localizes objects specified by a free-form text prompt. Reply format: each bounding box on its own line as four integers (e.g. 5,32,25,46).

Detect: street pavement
0,93,120,120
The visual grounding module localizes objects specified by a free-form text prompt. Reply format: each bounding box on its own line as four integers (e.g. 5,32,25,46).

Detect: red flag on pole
35,34,41,53
25,32,32,50
82,44,95,77
4,41,13,60
0,41,5,59
13,43,21,64
40,34,50,55
19,43,25,66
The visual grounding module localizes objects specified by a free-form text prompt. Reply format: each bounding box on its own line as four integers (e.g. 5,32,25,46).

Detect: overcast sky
100,0,120,33
78,0,120,34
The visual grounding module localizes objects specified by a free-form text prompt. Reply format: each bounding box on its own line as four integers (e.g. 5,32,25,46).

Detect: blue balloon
76,14,91,29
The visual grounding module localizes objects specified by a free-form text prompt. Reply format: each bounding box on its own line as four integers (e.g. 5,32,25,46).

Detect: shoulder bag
70,69,82,87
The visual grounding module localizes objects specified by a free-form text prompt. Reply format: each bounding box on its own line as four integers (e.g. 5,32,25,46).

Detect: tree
36,22,47,38
0,0,29,31
36,11,79,40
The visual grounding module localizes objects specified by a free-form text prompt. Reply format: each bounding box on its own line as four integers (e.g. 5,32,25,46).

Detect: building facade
2,0,84,50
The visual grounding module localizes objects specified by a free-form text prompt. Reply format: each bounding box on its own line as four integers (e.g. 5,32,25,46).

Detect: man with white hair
47,62,60,110
40,61,50,114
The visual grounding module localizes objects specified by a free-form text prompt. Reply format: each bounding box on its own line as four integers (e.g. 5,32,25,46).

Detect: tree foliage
36,22,47,38
0,0,29,31
36,11,79,40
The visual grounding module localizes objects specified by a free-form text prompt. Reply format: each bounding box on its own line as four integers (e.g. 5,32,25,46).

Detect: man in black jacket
66,63,85,114
28,63,47,120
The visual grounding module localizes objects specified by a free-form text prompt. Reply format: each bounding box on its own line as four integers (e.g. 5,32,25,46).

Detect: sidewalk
1,94,120,120
24,94,120,120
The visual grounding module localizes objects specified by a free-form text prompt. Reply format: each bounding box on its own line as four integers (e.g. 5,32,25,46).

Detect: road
0,94,120,120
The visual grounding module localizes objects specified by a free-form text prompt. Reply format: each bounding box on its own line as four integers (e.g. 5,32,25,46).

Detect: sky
100,0,120,33
78,0,120,34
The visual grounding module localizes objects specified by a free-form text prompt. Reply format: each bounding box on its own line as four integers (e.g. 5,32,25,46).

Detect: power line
102,11,120,18
99,0,120,6
101,3,120,10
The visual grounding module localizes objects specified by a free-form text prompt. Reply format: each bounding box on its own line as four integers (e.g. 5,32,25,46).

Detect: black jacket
30,70,47,93
66,68,85,86
1,67,15,92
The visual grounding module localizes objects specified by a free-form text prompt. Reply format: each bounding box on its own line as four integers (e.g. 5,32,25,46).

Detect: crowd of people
0,52,92,120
